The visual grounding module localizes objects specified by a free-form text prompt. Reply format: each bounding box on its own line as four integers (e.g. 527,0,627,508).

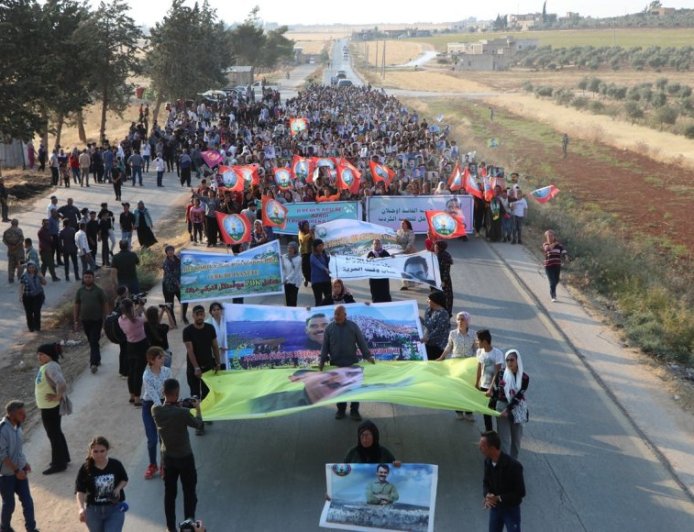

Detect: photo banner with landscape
320,463,438,532
222,301,425,369
329,251,442,290
200,358,498,420
316,219,402,256
180,240,284,303
273,201,362,235
366,195,474,234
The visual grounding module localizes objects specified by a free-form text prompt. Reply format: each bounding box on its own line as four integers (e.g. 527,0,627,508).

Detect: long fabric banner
274,201,362,235
366,195,474,234
329,250,442,290
180,240,284,303
222,301,425,369
321,463,438,532
316,219,401,256
200,358,499,420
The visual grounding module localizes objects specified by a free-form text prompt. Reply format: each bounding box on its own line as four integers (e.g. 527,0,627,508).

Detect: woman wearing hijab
344,420,400,465
366,239,391,303
331,279,355,304
19,260,47,332
434,241,454,317
35,342,71,474
250,219,268,248
134,201,157,248
282,242,302,307
493,349,530,459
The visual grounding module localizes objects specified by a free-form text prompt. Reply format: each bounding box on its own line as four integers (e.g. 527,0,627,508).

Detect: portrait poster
221,300,425,369
329,251,442,290
366,195,474,234
180,240,284,303
200,358,497,420
274,201,362,235
320,463,438,532
315,219,401,256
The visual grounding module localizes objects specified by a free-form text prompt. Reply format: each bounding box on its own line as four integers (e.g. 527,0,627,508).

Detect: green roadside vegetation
409,28,694,51
403,96,694,365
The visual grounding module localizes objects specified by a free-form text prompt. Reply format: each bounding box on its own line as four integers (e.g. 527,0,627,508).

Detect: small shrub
684,125,694,139
572,96,589,109
534,86,553,97
666,82,681,95
624,101,644,122
655,105,679,126
589,101,605,113
655,77,668,90
521,81,534,92
679,86,693,98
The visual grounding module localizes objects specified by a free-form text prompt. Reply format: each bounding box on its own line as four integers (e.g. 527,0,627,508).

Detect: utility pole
375,40,379,71
382,40,386,79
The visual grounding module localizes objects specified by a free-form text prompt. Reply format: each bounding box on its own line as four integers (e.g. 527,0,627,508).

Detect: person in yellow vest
34,343,71,475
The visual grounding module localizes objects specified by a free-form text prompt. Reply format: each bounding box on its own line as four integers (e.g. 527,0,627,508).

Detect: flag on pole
201,150,223,169
369,161,395,187
530,185,560,203
273,167,294,190
291,156,312,183
235,164,261,188
289,117,308,136
216,212,251,245
482,176,495,202
463,171,484,200
218,166,244,192
261,196,288,229
336,162,361,194
448,163,463,192
425,210,466,239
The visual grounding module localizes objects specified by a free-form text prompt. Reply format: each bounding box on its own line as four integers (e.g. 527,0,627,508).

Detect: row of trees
516,45,694,72
0,0,294,146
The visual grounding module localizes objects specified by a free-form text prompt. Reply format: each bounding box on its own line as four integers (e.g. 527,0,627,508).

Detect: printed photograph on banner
275,201,362,235
366,195,474,234
320,463,438,532
316,219,401,256
179,240,284,302
329,251,442,290
222,301,425,369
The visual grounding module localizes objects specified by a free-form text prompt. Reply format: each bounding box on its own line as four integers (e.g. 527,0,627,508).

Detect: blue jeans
489,504,521,532
85,504,125,532
121,231,132,248
501,217,512,240
156,171,164,186
142,400,158,466
143,155,150,172
512,216,524,243
131,166,142,185
0,474,36,532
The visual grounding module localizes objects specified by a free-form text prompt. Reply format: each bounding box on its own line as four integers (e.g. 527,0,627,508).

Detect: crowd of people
0,74,572,532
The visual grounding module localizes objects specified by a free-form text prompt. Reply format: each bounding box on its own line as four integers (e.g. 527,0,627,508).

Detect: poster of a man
401,256,436,286
305,313,329,349
320,463,438,532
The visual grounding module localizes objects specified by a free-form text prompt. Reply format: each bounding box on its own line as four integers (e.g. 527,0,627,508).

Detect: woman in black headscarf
344,420,400,465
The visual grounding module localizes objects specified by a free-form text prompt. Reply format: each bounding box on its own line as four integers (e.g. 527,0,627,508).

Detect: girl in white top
205,302,228,362
141,346,172,480
437,311,477,360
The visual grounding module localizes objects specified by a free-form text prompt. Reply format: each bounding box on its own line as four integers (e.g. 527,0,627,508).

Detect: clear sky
99,0,694,27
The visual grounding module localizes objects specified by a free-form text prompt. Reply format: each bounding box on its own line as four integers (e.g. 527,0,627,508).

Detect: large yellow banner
200,358,498,420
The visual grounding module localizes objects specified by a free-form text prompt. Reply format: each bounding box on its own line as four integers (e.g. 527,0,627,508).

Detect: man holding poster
319,306,375,421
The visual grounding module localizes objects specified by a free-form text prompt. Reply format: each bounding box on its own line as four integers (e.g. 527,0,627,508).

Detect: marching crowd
0,77,577,532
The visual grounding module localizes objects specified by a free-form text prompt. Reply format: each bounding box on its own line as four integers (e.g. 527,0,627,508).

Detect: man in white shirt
75,223,96,273
47,196,59,219
509,191,528,245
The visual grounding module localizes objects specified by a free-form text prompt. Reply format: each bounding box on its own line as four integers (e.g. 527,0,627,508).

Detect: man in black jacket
480,430,525,532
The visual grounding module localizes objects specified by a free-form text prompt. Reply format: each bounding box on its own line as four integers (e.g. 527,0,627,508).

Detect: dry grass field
353,40,431,66
412,27,694,51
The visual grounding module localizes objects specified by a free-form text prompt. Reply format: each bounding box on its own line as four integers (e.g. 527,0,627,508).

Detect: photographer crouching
152,378,204,532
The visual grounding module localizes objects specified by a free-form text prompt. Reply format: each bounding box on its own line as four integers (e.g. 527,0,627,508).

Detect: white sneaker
551,298,557,302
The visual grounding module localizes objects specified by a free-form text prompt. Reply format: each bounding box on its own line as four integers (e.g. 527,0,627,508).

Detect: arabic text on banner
222,300,425,369
180,240,284,303
366,195,474,234
273,201,362,235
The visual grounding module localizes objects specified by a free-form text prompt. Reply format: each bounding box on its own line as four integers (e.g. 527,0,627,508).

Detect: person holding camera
152,379,204,532
118,298,149,406
75,435,128,532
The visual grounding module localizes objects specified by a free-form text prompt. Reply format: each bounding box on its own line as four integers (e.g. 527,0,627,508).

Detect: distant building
649,7,675,16
224,66,254,87
508,13,540,31
449,37,538,71
0,139,25,168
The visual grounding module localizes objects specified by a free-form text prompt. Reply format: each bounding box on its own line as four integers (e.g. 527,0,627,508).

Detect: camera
179,518,204,531
179,396,199,409
132,292,148,305
159,302,173,309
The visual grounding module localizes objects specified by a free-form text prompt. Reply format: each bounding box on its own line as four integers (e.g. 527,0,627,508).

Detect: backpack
103,312,125,344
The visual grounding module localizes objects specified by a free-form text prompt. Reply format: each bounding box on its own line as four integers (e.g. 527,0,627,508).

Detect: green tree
259,25,295,68
655,105,678,128
76,0,142,143
624,101,644,122
229,7,266,66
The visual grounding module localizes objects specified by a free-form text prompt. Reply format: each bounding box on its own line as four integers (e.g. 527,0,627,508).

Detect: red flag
336,162,361,194
530,185,560,204
261,196,288,229
464,172,484,200
369,161,395,187
201,150,223,168
235,164,260,188
491,176,506,191
482,176,494,202
216,212,251,245
448,163,463,192
291,155,312,183
218,166,244,192
289,117,308,136
479,165,488,178
425,210,466,239
273,167,294,191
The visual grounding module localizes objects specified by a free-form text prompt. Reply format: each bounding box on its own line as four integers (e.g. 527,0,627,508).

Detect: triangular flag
530,185,560,204
218,166,244,192
216,212,251,245
425,210,466,239
273,167,294,191
463,171,483,200
448,163,463,192
261,196,289,229
483,176,495,202
369,161,395,187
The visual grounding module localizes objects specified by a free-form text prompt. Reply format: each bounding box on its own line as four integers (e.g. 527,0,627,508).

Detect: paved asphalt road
6,51,693,532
